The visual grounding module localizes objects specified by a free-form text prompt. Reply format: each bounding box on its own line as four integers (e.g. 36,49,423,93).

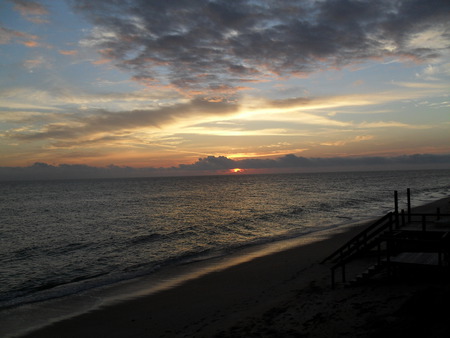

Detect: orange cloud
92,58,111,65
21,40,39,47
59,50,78,56
0,27,39,46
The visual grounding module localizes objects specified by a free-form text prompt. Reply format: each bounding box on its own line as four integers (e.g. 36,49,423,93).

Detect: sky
1,0,450,178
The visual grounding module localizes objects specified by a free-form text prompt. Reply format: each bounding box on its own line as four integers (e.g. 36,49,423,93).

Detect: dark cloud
0,162,164,181
2,154,449,181
179,156,236,170
186,153,450,171
72,0,450,96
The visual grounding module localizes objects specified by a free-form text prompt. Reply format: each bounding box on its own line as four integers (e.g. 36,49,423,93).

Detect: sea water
1,170,449,313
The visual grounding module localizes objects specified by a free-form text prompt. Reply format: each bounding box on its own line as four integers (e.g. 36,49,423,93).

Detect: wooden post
377,242,381,265
407,188,411,223
386,237,391,276
331,268,335,289
394,190,399,228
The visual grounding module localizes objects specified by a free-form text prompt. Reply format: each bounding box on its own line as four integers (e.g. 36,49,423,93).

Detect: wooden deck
390,252,441,266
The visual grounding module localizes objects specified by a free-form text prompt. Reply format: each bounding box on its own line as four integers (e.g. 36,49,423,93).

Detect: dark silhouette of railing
322,213,395,287
322,212,394,265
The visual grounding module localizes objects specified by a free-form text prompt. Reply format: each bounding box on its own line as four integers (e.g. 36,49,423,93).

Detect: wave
129,233,167,245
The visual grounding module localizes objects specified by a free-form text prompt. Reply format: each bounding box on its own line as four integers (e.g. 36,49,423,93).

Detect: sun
231,168,245,173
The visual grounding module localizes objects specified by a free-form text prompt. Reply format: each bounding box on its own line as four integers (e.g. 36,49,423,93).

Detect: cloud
3,84,442,148
7,98,239,142
0,85,182,112
0,25,39,46
11,0,49,23
91,58,111,65
1,153,449,180
71,0,450,97
59,50,78,56
320,135,374,147
12,0,48,15
179,156,236,171
23,56,46,70
415,62,450,81
393,81,448,89
175,153,450,172
358,121,428,129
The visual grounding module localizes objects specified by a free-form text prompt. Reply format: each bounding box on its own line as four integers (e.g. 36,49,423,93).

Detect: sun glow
231,168,245,173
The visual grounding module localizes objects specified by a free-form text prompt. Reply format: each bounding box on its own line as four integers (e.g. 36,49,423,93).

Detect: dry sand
22,197,450,337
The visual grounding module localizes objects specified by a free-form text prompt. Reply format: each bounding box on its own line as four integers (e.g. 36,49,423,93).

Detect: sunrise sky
1,0,450,177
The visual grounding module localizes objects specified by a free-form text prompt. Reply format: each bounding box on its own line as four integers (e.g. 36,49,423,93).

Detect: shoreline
1,218,368,338
7,196,450,337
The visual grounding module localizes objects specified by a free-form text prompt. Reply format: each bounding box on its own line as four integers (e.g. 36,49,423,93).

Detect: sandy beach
19,196,450,337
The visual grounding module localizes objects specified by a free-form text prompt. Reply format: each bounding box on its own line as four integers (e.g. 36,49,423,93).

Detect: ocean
1,170,449,324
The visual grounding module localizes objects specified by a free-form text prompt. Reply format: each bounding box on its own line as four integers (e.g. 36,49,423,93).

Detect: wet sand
21,197,450,337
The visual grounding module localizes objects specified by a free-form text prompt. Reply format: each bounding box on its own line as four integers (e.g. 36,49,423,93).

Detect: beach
18,197,450,337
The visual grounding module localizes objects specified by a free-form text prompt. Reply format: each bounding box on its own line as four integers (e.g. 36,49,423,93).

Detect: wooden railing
406,212,450,231
323,213,394,288
322,212,394,264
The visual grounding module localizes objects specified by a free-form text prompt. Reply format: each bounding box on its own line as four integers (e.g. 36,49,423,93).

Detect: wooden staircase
322,208,450,288
321,212,395,288
346,261,388,287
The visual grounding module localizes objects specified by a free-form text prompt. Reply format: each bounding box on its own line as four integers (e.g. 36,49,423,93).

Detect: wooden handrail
408,213,450,217
322,212,393,264
323,212,450,264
